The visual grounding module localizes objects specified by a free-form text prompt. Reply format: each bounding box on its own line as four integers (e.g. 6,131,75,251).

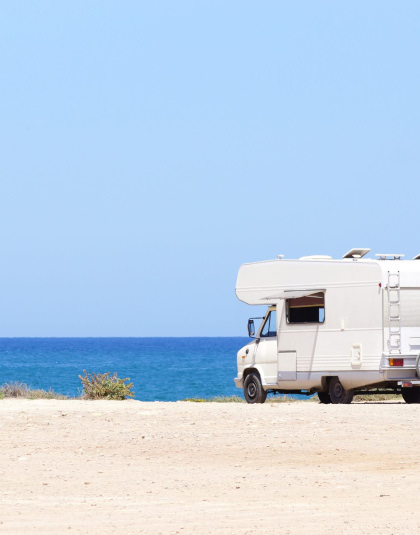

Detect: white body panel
235,257,420,393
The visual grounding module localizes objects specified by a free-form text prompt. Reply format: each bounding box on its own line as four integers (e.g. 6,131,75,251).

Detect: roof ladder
387,271,401,354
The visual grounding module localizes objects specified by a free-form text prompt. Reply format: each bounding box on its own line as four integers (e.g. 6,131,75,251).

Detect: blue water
0,338,249,401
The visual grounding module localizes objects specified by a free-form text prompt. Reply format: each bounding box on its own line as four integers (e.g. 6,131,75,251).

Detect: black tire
328,377,354,404
318,391,331,404
243,373,267,404
401,387,420,404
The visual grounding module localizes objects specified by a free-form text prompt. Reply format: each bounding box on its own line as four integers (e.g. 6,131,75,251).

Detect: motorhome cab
235,249,420,404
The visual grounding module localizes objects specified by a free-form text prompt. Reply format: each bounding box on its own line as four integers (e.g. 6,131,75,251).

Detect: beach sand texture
0,399,419,534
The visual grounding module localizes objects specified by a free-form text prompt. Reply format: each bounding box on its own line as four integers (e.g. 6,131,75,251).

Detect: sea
0,337,250,401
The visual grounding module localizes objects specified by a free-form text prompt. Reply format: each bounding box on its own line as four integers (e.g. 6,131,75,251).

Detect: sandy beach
0,399,419,534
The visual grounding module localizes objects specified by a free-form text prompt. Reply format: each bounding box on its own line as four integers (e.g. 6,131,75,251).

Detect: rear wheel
318,391,331,404
243,373,267,404
329,377,354,404
401,387,420,404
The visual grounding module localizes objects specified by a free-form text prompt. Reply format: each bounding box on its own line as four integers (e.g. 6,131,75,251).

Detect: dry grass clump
184,396,245,403
0,382,67,399
79,370,134,400
185,393,404,404
354,393,401,402
209,395,245,403
272,395,318,403
184,394,317,403
27,388,68,400
1,382,30,397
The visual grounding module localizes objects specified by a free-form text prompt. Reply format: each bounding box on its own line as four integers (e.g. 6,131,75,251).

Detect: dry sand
0,398,419,534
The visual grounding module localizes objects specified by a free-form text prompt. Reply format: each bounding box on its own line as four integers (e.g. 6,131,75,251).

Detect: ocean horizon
0,337,249,401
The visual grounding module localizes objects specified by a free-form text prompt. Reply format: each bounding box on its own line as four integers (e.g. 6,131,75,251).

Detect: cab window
260,310,277,337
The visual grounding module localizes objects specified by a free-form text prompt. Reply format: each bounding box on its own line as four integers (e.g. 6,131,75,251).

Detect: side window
260,310,277,337
287,292,325,324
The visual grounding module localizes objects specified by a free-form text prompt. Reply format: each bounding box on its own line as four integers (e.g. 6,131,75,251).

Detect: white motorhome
235,248,420,404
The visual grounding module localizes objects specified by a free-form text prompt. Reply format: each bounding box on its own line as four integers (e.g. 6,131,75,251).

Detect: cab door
254,307,278,384
276,300,297,381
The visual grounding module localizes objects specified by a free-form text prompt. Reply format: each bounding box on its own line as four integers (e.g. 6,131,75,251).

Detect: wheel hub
247,382,257,398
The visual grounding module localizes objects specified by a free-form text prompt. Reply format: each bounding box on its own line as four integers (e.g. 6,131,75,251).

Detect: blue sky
1,1,419,336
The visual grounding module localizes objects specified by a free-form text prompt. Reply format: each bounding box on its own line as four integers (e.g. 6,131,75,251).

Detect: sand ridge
0,399,419,534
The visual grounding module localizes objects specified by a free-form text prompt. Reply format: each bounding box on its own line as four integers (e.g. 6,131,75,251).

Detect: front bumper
234,376,243,389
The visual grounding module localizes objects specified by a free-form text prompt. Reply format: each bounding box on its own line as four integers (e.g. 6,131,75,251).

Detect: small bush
79,370,134,400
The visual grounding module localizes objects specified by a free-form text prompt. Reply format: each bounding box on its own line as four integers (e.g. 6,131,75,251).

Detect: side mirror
248,319,255,338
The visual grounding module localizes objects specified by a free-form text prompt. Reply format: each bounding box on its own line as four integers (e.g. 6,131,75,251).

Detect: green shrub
79,370,134,400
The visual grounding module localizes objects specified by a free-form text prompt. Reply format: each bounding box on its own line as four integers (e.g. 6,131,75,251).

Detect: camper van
235,248,420,404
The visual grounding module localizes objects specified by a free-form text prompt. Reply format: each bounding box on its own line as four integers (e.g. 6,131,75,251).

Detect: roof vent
299,255,332,260
342,248,370,259
375,254,405,260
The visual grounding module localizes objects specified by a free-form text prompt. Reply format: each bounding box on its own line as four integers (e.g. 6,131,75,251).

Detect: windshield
260,310,277,337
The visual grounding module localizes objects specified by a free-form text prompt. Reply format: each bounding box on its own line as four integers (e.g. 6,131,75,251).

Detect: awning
261,289,325,301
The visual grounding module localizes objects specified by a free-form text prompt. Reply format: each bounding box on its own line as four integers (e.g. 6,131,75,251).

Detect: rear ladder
387,271,401,354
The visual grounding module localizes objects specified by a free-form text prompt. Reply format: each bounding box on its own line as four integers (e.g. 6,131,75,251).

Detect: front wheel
329,377,354,404
402,387,420,404
243,373,267,404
